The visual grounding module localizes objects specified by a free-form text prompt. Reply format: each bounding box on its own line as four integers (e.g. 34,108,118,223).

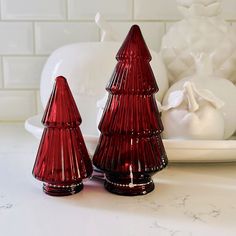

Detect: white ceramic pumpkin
161,81,225,140
162,54,236,139
40,13,169,136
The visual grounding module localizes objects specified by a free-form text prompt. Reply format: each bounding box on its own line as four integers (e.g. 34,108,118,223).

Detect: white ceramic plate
25,115,236,163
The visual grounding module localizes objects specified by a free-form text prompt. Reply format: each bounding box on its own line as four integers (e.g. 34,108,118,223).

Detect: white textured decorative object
40,13,168,136
162,81,225,140
161,0,236,85
162,54,236,139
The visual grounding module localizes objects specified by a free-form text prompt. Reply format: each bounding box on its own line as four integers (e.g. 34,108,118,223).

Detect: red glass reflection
93,25,168,196
32,76,93,196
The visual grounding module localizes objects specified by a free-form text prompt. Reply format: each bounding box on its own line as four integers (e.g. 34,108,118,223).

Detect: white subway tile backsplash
134,0,181,20
0,0,234,121
1,0,66,20
68,0,132,20
109,22,165,52
0,22,33,55
0,90,36,120
35,22,99,54
3,57,47,89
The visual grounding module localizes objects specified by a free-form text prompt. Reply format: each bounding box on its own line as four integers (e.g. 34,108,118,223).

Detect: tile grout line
65,0,69,20
0,19,180,23
0,0,2,20
132,0,134,21
1,57,4,88
32,22,36,55
0,88,40,91
0,55,49,58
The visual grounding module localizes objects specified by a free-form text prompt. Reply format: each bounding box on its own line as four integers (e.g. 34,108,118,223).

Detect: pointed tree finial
116,25,151,61
106,25,158,95
42,76,82,126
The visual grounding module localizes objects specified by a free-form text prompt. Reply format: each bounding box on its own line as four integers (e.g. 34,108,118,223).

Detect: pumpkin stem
183,81,199,112
95,12,116,42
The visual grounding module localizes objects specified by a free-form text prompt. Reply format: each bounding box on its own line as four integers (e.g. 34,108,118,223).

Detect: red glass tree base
104,173,154,196
43,182,83,196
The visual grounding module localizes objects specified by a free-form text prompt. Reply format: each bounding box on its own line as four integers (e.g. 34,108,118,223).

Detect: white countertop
0,123,236,236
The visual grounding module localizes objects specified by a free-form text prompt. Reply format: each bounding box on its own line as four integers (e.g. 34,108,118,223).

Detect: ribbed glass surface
93,25,168,194
33,76,93,194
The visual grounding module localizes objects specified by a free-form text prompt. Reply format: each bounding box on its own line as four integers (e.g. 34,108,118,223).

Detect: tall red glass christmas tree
93,25,168,196
32,76,93,196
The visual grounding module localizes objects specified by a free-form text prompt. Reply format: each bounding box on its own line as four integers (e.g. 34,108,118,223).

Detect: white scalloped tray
25,115,236,163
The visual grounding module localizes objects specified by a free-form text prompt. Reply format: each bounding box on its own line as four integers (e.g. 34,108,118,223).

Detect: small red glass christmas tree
93,25,168,196
32,76,93,196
